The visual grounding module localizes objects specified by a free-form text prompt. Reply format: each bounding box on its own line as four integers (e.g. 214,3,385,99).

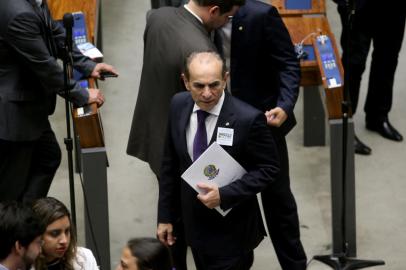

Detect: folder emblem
203,164,220,180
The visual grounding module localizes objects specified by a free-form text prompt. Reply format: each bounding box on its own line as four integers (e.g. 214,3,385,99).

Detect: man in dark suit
333,0,405,154
215,1,307,269
157,51,280,270
0,0,117,202
127,0,244,176
126,2,244,268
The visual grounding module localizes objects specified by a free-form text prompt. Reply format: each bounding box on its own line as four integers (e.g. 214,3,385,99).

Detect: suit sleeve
158,101,182,223
219,114,280,210
5,12,90,106
264,7,300,115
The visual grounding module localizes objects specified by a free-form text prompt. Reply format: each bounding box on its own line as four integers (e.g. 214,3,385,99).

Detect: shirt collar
193,91,225,116
184,4,203,24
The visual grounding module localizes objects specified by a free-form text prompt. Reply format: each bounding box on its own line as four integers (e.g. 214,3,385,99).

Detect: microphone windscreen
63,13,74,29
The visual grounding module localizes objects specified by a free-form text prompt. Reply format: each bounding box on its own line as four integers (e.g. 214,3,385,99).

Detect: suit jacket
127,6,217,175
0,0,96,141
158,91,280,256
159,0,186,7
224,0,300,136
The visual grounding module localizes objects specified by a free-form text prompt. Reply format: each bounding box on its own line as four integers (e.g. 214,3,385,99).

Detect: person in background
333,0,405,155
0,202,45,270
0,0,118,203
32,197,98,270
214,1,307,269
116,238,172,270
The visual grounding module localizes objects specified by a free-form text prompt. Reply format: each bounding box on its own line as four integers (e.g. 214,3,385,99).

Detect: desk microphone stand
62,13,77,227
313,0,384,268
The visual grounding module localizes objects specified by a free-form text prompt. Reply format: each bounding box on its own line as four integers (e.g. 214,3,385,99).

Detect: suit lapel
178,6,210,38
29,0,46,24
230,10,247,91
28,0,57,58
213,30,224,57
209,93,236,144
232,7,248,38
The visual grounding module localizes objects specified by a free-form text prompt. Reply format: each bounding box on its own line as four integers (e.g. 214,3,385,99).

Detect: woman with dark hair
116,238,172,270
32,197,98,270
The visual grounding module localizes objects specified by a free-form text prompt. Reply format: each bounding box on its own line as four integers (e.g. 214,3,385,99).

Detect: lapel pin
238,26,243,31
225,122,230,126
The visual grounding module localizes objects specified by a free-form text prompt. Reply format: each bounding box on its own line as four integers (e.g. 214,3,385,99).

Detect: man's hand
265,107,288,127
87,88,105,107
197,183,221,209
90,63,118,80
157,223,175,246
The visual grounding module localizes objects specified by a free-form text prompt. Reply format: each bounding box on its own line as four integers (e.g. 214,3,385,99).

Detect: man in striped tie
157,51,280,270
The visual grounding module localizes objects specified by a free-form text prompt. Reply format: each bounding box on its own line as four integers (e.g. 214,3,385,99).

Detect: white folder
181,142,247,216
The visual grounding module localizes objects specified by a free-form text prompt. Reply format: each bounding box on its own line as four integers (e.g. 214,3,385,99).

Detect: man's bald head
182,51,228,112
183,51,226,81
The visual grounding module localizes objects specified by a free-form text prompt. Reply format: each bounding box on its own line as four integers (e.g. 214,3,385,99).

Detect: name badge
216,127,234,146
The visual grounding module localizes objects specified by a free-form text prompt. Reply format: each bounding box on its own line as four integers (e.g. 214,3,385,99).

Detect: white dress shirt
186,92,225,160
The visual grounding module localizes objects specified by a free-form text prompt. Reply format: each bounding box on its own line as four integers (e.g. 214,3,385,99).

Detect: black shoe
366,118,403,141
354,135,371,155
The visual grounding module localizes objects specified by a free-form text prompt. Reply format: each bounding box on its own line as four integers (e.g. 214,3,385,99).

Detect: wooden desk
47,2,105,148
269,0,357,258
47,2,110,269
280,16,336,85
282,16,330,86
271,0,326,16
270,0,343,119
72,103,105,148
47,0,99,43
282,16,344,119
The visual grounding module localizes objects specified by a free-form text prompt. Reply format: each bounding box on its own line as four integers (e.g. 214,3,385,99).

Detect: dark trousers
261,133,307,270
192,249,254,270
338,4,405,121
169,219,188,270
155,175,188,270
0,128,61,203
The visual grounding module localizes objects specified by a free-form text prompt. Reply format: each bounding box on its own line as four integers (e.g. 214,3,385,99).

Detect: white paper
181,142,247,216
77,42,103,60
77,107,84,116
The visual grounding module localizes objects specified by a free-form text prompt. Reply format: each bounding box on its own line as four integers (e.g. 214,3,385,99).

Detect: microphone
63,13,74,53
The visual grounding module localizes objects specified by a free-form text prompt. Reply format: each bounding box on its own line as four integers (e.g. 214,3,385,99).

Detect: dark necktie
193,110,210,161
